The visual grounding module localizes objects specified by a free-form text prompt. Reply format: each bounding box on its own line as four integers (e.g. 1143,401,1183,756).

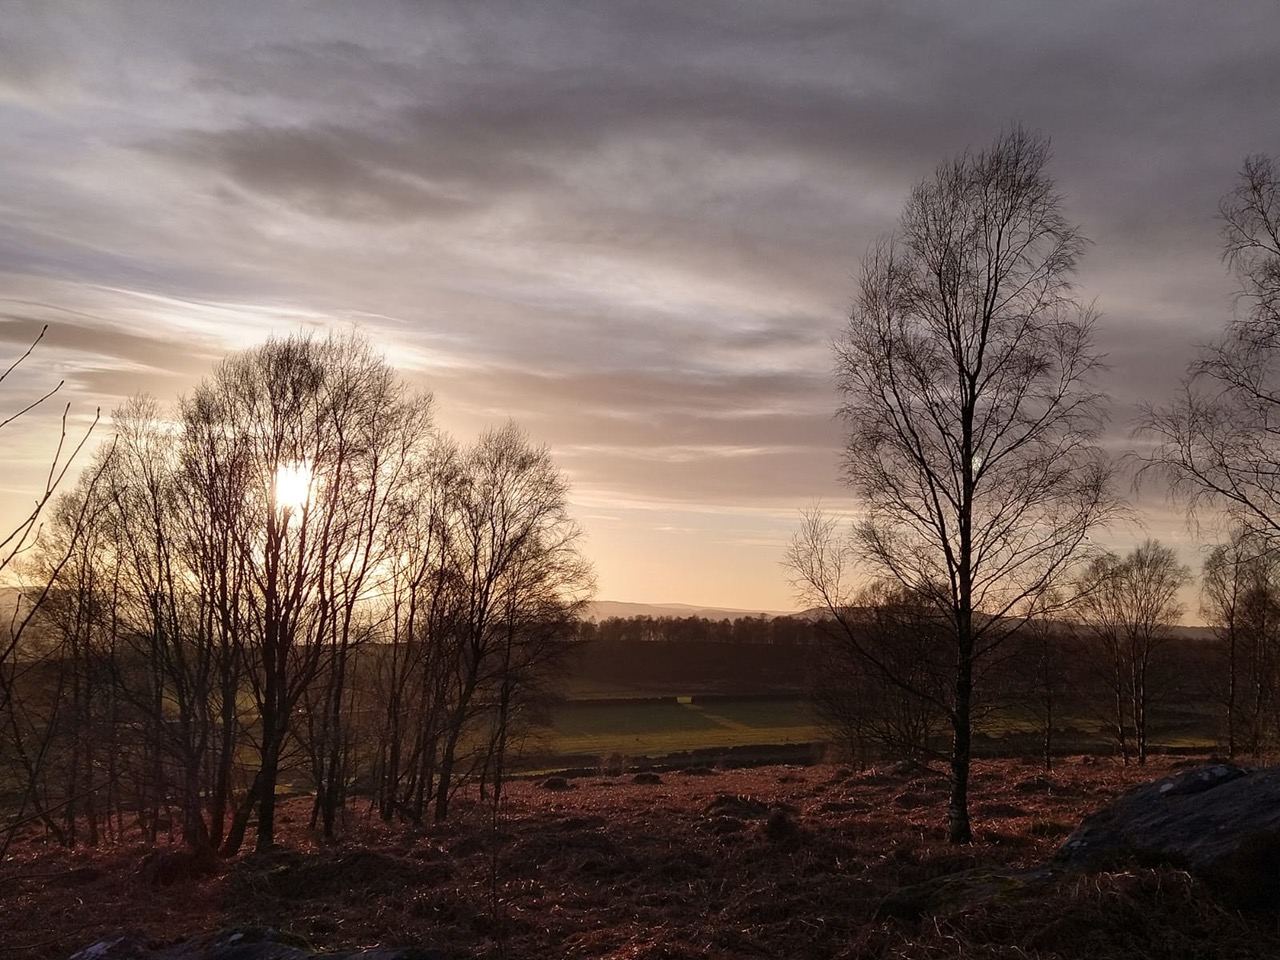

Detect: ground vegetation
2,758,1275,960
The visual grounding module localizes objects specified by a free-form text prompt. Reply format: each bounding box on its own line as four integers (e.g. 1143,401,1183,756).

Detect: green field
525,696,1221,766
533,696,822,759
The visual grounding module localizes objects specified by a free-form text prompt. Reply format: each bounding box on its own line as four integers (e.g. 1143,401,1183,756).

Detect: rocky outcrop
1057,763,1280,909
874,763,1280,920
67,928,439,960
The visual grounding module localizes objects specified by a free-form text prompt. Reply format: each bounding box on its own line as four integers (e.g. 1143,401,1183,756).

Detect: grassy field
532,696,823,759
525,695,1220,767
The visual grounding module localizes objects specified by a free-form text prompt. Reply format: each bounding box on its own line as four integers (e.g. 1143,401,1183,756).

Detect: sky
1,2,1278,613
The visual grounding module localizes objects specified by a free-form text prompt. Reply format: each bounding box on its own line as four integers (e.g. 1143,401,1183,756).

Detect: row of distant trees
575,613,814,646
810,536,1280,771
581,549,1279,772
0,331,592,857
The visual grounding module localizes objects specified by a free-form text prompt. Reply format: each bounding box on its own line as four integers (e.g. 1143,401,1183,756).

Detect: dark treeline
576,600,1264,771
0,331,593,858
576,614,816,646
805,550,1270,773
572,617,818,695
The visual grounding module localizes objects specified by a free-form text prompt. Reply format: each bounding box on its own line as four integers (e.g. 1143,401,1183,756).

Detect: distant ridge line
585,600,803,622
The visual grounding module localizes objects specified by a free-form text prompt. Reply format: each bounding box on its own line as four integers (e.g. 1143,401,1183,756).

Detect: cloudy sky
1,2,1277,612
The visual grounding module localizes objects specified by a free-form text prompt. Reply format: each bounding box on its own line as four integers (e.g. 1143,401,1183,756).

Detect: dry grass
2,756,1277,959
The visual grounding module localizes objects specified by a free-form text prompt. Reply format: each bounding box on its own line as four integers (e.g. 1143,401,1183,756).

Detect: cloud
149,125,479,223
2,1,1279,609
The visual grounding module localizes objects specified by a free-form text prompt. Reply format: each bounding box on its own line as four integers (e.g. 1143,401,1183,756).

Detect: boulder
1058,763,1280,909
68,928,440,960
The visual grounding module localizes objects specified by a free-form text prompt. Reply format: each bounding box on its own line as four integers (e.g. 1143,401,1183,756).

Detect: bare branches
834,128,1116,625
1,325,100,618
0,402,101,572
1220,155,1280,337
1073,541,1189,765
792,127,1117,843
3,326,593,852
1138,155,1280,541
0,327,98,575
0,356,63,432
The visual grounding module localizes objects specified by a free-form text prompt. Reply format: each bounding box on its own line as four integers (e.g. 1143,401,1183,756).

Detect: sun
274,461,313,512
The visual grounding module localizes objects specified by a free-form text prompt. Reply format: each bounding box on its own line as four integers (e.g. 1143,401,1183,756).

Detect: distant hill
585,600,801,622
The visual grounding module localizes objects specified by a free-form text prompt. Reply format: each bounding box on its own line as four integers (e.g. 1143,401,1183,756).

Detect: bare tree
1138,156,1280,536
1202,526,1280,758
178,373,261,850
790,127,1118,842
800,574,949,765
1074,540,1189,765
182,331,436,853
431,423,592,822
4,326,592,852
299,365,435,840
476,509,593,808
367,437,463,823
0,327,102,856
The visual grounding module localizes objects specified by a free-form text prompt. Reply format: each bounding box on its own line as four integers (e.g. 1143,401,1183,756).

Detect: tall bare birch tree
790,127,1117,842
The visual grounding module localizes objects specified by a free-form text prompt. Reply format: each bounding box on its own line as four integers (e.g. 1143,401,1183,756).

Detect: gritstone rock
1057,763,1280,909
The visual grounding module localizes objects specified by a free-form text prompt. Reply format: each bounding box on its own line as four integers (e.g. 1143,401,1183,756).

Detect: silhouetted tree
1074,540,1189,765
1202,526,1280,758
789,127,1118,842
1139,156,1280,537
4,328,592,851
367,436,463,822
187,332,437,853
0,327,101,856
432,423,592,821
807,580,949,765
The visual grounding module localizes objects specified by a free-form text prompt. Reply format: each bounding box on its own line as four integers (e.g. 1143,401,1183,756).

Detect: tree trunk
255,735,281,852
434,723,462,823
948,646,974,844
220,772,260,858
208,667,238,849
1227,625,1237,759
1114,670,1129,765
1132,653,1147,765
1041,687,1054,773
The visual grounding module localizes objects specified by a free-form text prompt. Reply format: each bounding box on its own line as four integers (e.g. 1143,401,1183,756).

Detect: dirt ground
3,756,1278,959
